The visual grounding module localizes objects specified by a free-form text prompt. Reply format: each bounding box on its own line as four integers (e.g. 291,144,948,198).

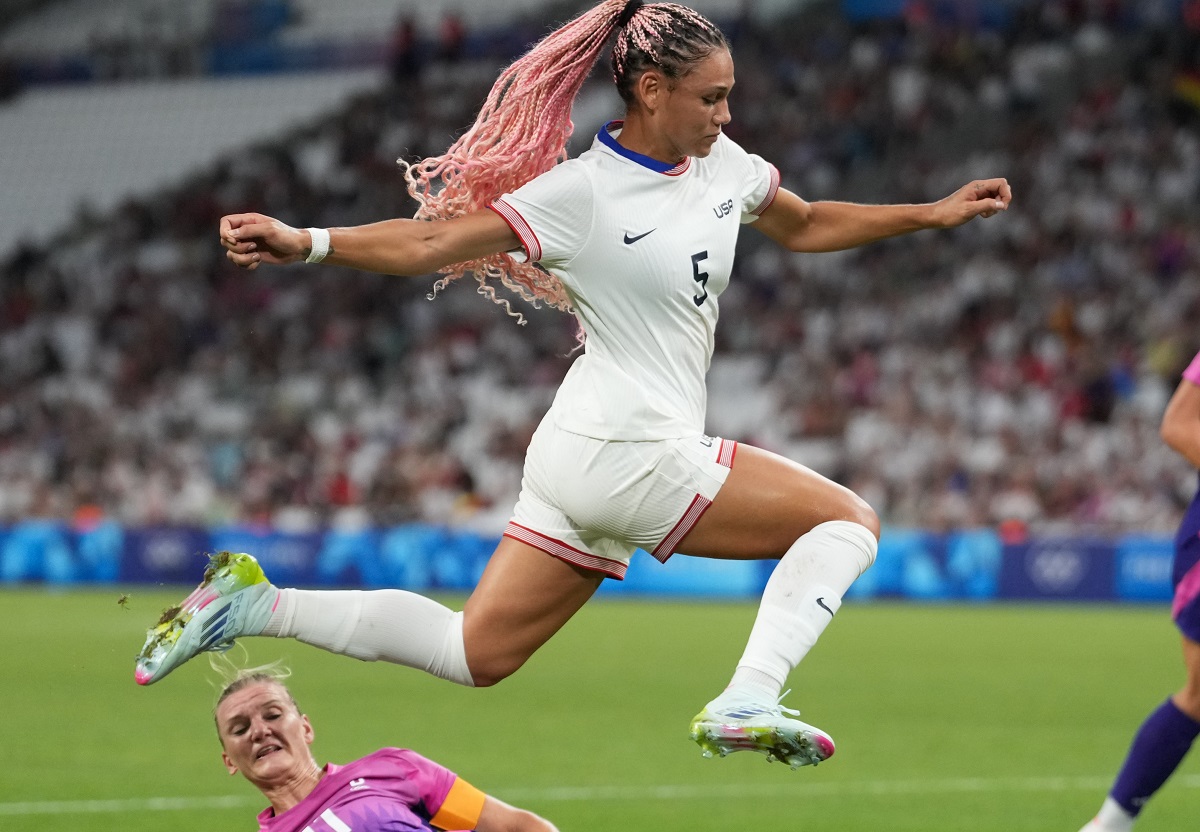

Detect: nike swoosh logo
623,229,656,244
816,597,835,617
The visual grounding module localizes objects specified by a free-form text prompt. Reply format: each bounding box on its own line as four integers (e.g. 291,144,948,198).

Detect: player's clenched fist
220,213,309,269
929,178,1012,228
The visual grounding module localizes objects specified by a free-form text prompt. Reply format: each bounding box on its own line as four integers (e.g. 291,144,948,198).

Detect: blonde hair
210,656,299,739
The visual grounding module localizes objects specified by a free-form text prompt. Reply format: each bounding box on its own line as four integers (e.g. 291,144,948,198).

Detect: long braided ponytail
402,1,727,320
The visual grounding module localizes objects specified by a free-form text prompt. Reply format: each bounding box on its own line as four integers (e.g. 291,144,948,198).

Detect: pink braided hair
610,3,724,99
401,1,726,321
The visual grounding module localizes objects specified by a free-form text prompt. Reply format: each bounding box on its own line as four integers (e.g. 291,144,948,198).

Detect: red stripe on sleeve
750,164,781,216
488,199,543,262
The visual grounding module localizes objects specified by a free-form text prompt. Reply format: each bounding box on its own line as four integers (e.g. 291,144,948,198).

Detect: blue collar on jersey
597,120,690,175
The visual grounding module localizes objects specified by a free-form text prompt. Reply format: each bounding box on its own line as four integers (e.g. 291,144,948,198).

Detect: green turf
0,588,1195,831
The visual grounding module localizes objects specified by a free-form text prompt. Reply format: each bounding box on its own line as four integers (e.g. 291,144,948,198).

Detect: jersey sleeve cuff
488,199,542,263
430,777,487,830
748,163,781,218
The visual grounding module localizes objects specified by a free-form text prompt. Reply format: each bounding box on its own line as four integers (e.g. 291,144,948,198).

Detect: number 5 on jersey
691,251,709,307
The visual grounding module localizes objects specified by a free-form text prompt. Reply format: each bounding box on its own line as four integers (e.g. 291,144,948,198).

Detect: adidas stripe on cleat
134,551,278,686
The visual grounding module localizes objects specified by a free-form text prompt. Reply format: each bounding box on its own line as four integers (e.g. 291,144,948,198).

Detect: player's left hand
930,178,1012,228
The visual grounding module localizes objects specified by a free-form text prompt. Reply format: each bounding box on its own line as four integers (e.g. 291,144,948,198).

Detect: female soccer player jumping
136,0,1011,769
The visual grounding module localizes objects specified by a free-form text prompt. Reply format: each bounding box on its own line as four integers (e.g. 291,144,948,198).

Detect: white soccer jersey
491,121,779,440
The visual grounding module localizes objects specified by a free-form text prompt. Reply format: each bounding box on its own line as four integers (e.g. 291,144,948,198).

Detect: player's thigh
676,443,878,560
462,535,604,685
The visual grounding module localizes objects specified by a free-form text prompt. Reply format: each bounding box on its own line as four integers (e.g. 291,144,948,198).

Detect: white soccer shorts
506,419,737,578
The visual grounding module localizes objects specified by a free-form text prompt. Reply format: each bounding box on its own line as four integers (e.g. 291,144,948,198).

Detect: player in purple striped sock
1079,349,1200,832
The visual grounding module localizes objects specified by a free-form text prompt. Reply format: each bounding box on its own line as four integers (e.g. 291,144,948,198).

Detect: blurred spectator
389,15,423,86
437,12,467,63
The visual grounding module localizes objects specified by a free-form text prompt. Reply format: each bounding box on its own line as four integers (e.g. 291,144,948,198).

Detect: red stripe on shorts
650,438,737,563
718,438,737,468
504,522,628,579
651,493,713,563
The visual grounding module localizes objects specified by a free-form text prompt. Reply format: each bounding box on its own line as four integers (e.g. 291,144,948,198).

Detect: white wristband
305,227,330,263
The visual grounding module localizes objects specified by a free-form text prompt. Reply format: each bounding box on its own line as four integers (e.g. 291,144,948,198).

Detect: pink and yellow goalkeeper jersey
258,748,486,832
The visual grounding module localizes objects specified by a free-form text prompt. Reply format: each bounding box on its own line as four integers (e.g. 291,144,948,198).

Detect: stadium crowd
1,0,1199,540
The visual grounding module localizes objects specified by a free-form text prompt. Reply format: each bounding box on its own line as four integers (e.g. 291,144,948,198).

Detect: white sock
265,589,475,687
1090,797,1135,832
711,520,877,707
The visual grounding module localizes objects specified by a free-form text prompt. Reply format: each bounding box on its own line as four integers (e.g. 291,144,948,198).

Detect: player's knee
839,493,880,540
1178,666,1200,719
1175,687,1200,721
815,510,879,574
799,488,879,544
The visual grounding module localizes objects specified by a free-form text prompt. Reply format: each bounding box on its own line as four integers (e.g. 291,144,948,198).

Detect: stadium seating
0,69,383,254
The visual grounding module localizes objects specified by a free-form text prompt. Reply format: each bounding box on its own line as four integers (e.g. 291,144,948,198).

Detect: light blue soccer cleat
135,551,278,686
689,695,835,769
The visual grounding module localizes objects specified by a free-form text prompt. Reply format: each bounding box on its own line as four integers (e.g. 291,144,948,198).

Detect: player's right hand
220,213,308,269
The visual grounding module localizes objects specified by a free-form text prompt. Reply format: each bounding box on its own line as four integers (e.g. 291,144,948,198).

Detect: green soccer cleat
689,696,835,769
134,552,278,686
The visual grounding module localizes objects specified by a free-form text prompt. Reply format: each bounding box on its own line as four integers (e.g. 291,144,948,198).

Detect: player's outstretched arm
1162,375,1200,469
754,178,1011,253
219,210,519,276
473,796,560,832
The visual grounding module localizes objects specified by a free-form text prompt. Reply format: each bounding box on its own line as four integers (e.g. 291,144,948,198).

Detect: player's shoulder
513,155,596,203
339,746,412,772
368,746,448,771
365,746,417,762
535,154,596,186
701,134,774,193
711,132,755,164
330,747,443,783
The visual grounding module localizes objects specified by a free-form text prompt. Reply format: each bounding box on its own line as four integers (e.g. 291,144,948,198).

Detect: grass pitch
0,589,1196,831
